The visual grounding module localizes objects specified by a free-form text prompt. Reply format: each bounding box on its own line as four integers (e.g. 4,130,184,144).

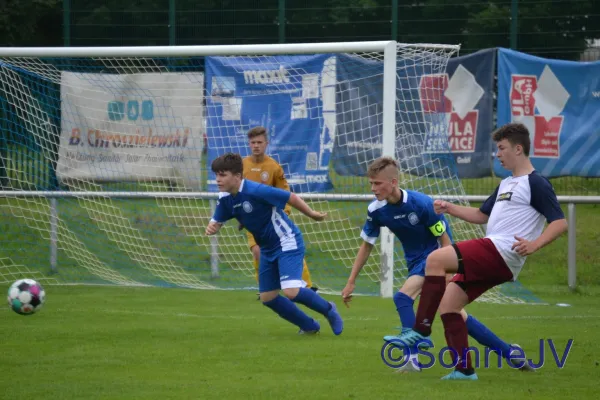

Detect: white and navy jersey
480,170,564,279
361,190,451,269
211,179,303,257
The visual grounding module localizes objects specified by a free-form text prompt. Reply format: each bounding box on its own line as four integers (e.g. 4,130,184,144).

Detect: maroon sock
413,275,446,336
443,323,458,366
441,313,473,373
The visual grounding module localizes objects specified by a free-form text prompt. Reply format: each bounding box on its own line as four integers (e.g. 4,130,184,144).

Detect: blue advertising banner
333,48,495,178
497,48,600,177
205,55,335,192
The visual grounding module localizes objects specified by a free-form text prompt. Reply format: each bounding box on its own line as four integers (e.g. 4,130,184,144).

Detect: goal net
0,42,540,303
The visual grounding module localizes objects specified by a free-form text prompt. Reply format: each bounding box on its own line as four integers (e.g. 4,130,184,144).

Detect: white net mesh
0,44,540,303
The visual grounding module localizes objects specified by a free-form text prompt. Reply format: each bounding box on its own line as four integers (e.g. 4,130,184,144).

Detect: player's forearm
533,219,568,250
206,220,223,235
446,203,489,224
439,232,452,247
347,242,374,284
288,193,315,218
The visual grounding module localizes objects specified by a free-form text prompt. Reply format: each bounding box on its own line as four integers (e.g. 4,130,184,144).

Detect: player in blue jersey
205,153,344,335
341,156,531,373
392,124,567,380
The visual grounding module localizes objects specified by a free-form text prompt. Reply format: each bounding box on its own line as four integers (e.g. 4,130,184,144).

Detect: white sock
409,353,420,366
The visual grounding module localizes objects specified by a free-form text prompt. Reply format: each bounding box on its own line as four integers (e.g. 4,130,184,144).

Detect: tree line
0,0,599,60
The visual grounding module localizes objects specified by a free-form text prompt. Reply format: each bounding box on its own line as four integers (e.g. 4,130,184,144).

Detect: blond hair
367,157,399,179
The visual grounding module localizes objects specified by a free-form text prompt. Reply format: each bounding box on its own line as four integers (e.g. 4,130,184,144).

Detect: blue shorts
258,247,307,292
407,259,426,278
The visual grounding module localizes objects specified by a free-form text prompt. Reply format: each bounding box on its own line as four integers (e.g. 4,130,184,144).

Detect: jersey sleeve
420,201,447,238
274,165,291,192
274,164,293,215
529,173,565,223
480,184,500,216
211,194,233,223
252,184,291,210
360,209,381,245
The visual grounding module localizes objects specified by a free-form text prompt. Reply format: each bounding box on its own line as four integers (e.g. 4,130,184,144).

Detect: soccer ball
7,279,46,315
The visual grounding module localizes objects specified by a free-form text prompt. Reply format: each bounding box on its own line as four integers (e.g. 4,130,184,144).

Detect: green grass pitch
1,195,598,398
1,284,599,399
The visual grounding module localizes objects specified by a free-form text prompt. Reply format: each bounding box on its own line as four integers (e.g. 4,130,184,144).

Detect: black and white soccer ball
7,279,46,315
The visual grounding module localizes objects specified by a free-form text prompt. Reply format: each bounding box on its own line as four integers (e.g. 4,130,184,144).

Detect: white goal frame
0,40,461,298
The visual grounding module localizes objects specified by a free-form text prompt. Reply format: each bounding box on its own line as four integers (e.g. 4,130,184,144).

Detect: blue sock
263,295,318,331
466,315,512,357
393,292,415,330
292,287,331,316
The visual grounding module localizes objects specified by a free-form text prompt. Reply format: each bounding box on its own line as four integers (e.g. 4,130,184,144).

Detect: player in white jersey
206,153,344,335
394,123,568,380
341,157,530,373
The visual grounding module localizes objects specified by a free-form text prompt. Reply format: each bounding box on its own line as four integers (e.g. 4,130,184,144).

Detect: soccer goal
0,41,538,303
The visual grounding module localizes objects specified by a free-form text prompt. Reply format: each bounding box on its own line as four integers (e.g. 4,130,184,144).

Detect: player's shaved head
367,157,399,181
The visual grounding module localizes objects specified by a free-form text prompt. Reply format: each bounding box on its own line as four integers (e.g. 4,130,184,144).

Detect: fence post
391,0,398,40
568,203,576,290
169,0,176,46
50,198,58,273
209,199,220,279
278,0,286,43
510,0,518,49
63,0,71,47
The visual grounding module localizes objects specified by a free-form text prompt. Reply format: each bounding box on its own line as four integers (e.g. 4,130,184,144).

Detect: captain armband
428,220,446,237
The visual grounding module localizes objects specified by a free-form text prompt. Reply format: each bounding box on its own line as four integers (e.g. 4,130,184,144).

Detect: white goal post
0,40,541,303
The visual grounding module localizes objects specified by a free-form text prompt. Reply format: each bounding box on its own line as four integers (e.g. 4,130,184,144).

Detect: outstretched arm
288,193,327,221
342,241,374,307
434,200,490,225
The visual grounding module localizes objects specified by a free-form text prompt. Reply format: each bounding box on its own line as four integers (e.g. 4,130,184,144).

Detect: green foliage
1,0,598,60
0,0,62,46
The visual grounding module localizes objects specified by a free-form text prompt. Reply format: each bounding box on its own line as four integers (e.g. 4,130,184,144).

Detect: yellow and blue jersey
360,189,452,270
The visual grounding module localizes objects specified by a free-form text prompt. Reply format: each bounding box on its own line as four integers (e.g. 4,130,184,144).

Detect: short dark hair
211,153,243,176
367,157,399,178
247,126,268,140
492,123,531,156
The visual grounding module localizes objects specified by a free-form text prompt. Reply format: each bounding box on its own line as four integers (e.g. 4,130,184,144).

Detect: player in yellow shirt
242,126,316,296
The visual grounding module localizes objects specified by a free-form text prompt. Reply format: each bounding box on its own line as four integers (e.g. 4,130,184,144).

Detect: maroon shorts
450,238,514,303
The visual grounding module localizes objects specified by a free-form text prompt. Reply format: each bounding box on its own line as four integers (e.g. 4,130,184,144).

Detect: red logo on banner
510,75,537,117
419,74,452,113
508,69,569,159
533,116,563,158
448,111,478,153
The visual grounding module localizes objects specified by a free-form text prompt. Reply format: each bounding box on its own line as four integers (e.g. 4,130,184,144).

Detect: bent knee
425,251,446,274
260,290,278,303
282,287,300,299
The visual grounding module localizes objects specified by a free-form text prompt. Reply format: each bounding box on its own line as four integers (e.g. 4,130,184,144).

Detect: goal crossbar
0,41,460,58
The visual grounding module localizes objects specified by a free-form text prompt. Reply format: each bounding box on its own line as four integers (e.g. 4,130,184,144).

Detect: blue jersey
360,189,451,269
211,179,303,257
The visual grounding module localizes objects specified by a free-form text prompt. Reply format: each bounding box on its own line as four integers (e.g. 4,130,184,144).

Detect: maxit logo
243,66,290,85
420,65,484,155
510,66,570,159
